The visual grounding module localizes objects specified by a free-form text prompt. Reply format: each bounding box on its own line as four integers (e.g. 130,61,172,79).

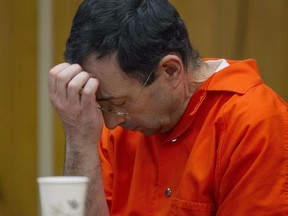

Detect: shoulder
221,82,287,126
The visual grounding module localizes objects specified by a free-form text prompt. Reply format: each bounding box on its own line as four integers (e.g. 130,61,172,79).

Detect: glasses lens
97,104,128,118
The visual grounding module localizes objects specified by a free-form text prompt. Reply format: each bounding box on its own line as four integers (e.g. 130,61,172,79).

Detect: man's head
65,0,201,85
65,0,202,135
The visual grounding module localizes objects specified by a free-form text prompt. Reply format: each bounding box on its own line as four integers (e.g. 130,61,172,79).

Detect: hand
48,63,103,140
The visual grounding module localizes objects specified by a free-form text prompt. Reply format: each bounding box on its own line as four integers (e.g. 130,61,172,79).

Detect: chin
139,128,158,136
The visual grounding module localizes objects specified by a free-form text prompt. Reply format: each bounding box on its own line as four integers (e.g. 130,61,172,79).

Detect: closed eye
110,98,126,107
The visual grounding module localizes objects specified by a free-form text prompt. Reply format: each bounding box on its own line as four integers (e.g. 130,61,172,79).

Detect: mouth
119,125,155,135
121,125,145,132
120,120,141,131
119,121,155,135
128,126,142,131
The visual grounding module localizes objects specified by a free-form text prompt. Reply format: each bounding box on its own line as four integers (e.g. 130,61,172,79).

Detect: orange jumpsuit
99,59,288,215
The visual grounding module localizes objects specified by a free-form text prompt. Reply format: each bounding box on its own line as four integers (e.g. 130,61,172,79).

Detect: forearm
64,134,109,216
48,63,109,215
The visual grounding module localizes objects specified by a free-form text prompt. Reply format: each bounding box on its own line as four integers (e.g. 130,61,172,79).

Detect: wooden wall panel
0,0,37,215
171,0,288,100
242,0,288,100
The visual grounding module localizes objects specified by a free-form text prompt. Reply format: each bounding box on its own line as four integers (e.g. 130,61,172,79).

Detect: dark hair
65,0,201,85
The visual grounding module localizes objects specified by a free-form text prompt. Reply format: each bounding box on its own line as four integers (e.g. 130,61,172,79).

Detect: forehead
82,53,139,97
82,53,129,84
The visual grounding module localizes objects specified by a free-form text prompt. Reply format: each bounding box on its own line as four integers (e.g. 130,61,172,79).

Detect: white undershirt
206,59,230,73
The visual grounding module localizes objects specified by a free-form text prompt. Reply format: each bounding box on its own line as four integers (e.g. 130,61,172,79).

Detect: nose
103,113,126,129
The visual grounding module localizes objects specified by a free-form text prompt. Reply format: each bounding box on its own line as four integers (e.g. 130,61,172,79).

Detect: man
48,0,288,215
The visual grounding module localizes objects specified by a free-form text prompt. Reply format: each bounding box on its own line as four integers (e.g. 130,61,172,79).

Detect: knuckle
49,68,58,77
82,81,97,96
57,72,68,82
49,63,69,75
82,87,94,96
78,71,90,79
67,81,79,92
71,63,82,71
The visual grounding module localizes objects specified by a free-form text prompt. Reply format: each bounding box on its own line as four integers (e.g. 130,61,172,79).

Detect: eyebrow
96,96,115,102
96,95,126,102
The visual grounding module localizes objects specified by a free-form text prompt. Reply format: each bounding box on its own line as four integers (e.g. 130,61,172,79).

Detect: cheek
133,103,166,128
130,85,171,126
126,107,158,128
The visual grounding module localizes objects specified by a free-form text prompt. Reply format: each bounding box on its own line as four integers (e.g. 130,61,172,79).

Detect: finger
81,78,99,108
67,71,91,105
56,64,84,100
48,62,70,95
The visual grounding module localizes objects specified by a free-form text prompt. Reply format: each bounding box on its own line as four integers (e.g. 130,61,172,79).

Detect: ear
157,54,184,88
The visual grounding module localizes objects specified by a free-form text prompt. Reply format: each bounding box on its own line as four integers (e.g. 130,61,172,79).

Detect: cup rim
37,176,89,184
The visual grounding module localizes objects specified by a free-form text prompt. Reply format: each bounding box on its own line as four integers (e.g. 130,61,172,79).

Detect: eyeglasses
97,70,154,118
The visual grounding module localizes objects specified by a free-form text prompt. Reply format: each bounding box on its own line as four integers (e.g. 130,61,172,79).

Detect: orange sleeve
99,126,114,211
215,86,288,215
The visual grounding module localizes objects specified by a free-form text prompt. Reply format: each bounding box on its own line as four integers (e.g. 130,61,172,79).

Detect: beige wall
0,1,81,215
171,0,288,99
0,1,287,215
0,1,38,215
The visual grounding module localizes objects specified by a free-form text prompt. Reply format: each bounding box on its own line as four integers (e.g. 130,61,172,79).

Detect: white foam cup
37,176,89,216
